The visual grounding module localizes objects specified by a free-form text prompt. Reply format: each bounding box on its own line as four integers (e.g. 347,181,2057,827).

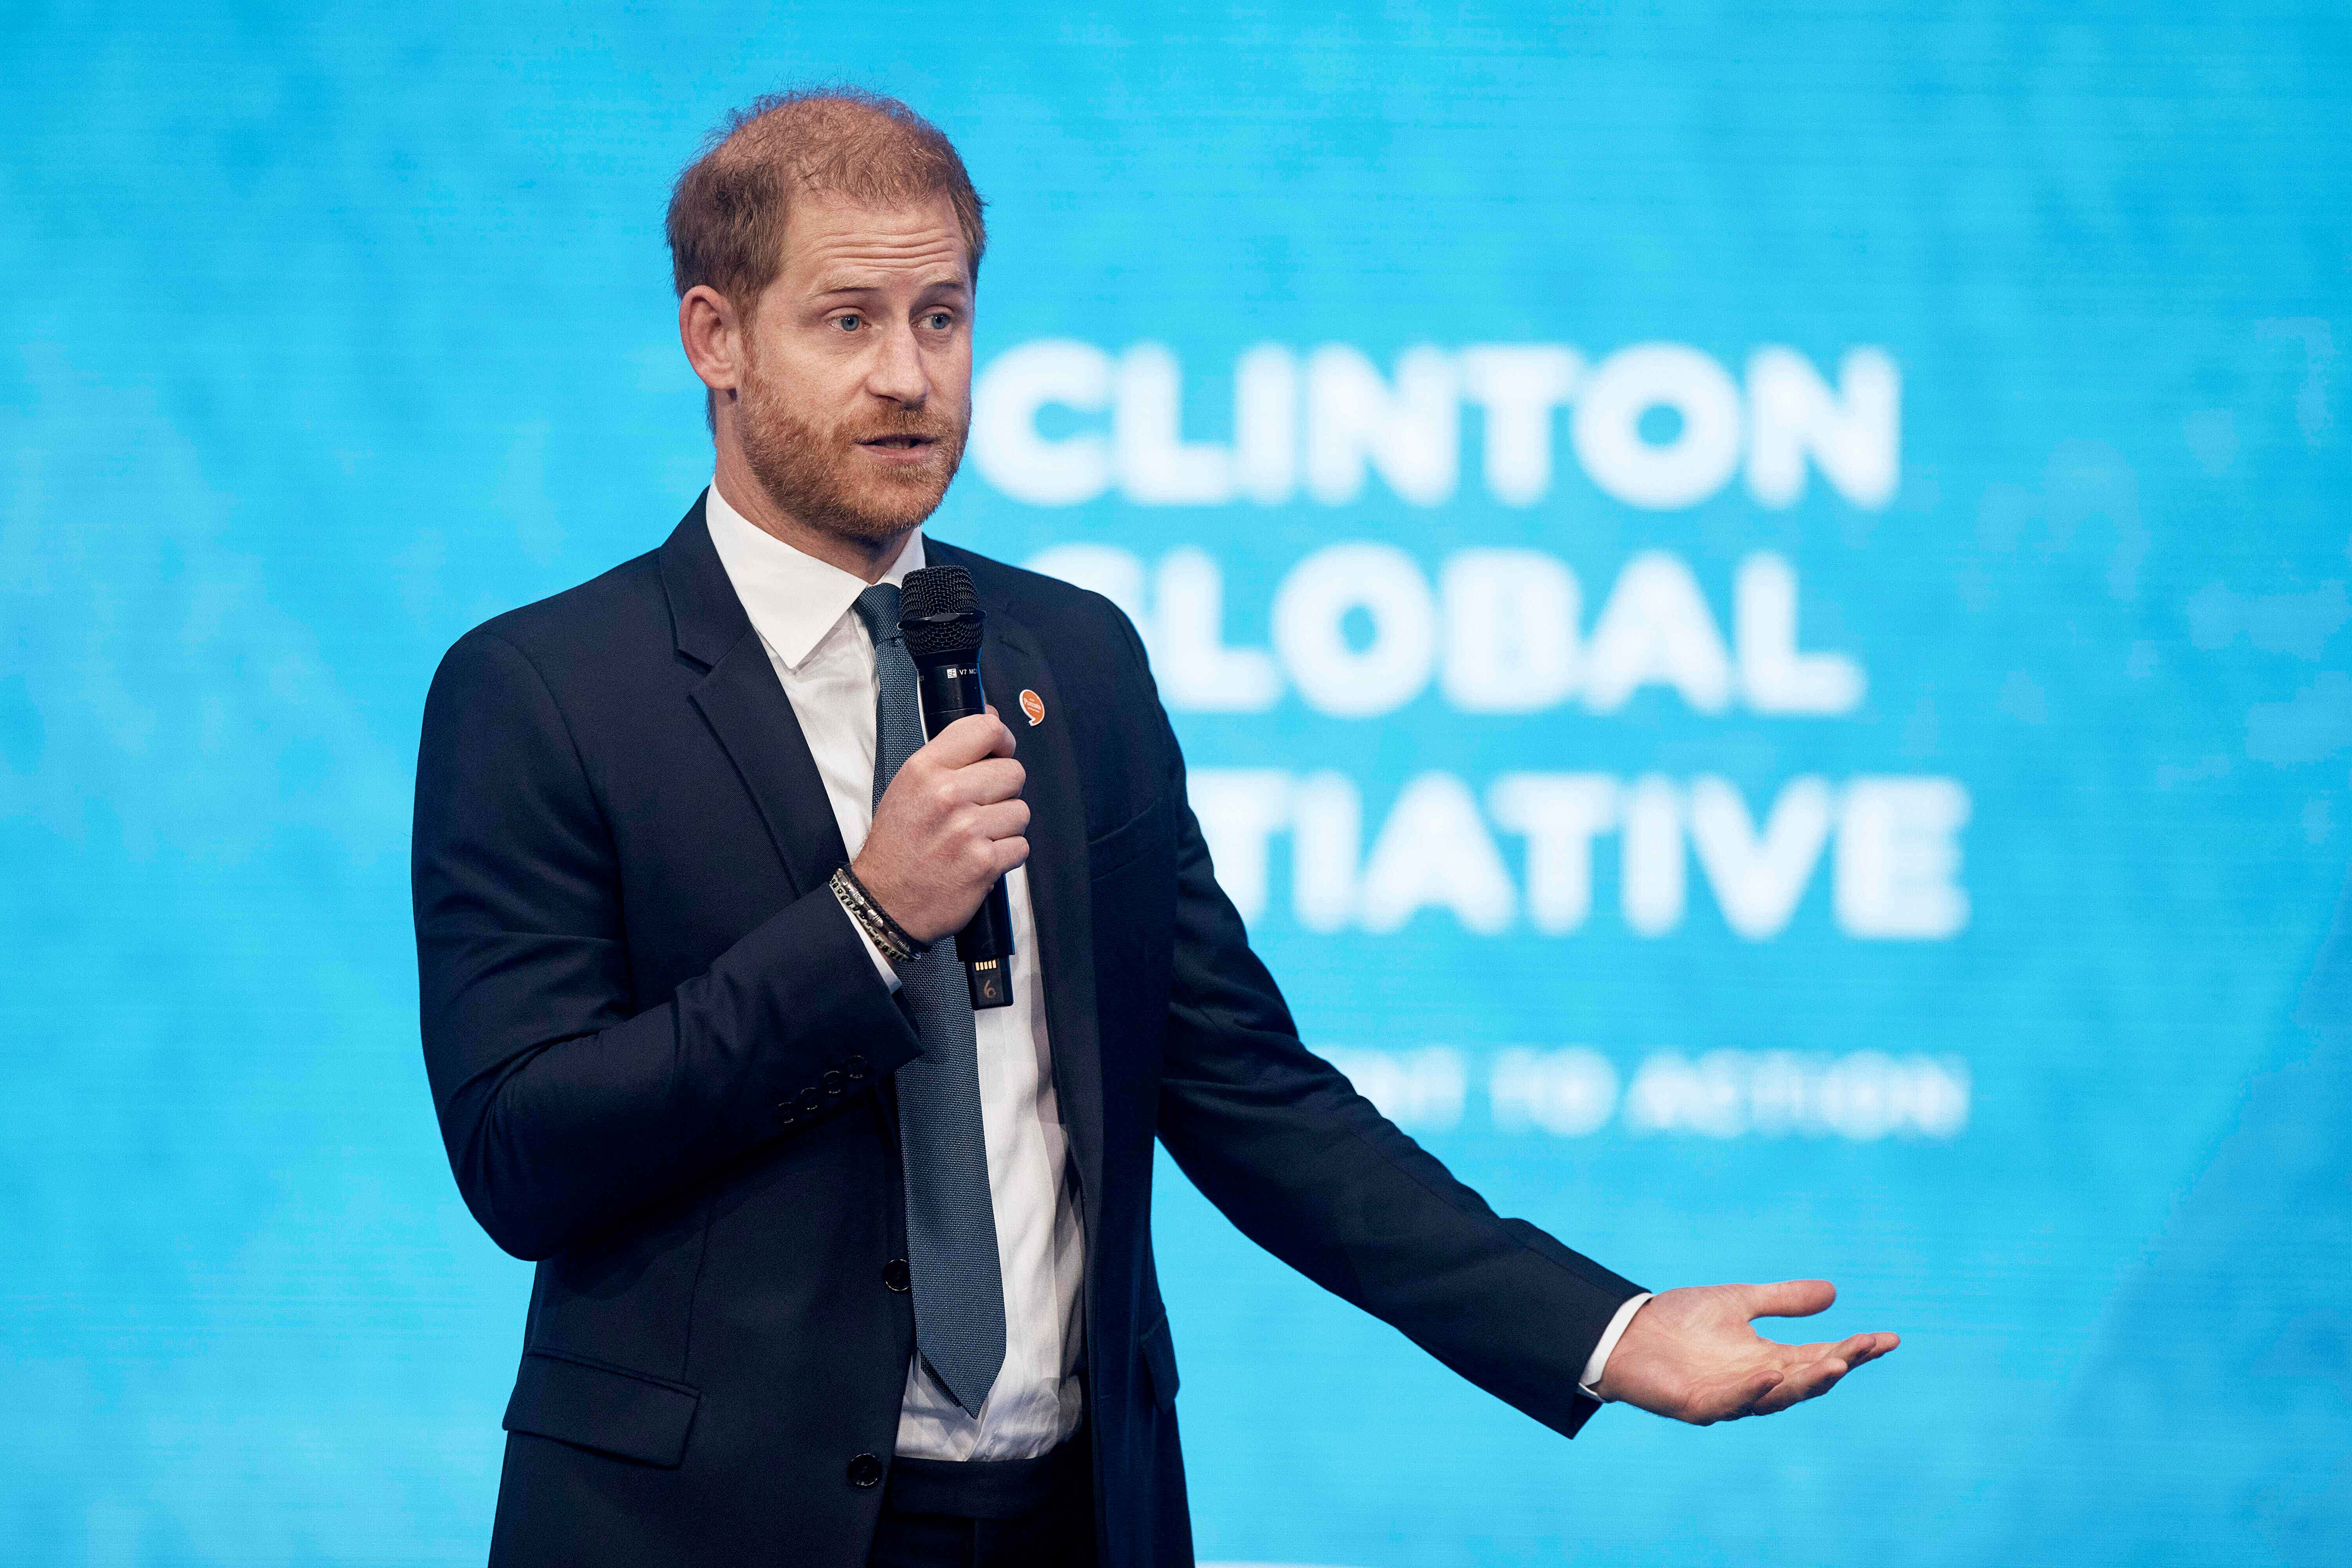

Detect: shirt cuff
835,888,904,994
1578,1292,1653,1401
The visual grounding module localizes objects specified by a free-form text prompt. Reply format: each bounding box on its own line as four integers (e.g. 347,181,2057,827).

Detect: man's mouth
858,434,936,451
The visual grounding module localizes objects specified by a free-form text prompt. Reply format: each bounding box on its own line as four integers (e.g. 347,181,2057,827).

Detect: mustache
840,409,964,445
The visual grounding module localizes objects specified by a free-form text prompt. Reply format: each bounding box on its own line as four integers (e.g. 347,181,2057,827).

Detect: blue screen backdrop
4,3,2349,1564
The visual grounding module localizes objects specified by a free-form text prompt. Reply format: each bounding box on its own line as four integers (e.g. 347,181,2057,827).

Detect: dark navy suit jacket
411,496,1643,1566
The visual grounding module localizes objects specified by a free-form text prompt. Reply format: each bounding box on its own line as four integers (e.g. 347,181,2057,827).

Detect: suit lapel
690,637,851,897
660,496,850,897
974,595,1107,1242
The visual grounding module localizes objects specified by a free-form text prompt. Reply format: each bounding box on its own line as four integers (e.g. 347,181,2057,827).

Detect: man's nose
866,322,930,407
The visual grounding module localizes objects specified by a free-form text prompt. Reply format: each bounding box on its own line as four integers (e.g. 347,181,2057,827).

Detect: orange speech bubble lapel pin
1018,688,1045,726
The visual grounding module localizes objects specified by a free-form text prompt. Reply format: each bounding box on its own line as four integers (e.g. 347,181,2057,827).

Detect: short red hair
666,87,988,314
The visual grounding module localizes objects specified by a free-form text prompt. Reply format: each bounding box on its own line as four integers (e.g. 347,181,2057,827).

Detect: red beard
736,360,967,544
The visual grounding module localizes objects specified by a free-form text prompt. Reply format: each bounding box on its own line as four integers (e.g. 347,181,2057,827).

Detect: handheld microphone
898,565,1016,1010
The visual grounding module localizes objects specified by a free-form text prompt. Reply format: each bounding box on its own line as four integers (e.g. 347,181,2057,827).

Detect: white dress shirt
704,481,1085,1461
705,480,1641,1446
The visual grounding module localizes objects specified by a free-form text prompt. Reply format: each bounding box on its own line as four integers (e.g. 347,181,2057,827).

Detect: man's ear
678,284,744,399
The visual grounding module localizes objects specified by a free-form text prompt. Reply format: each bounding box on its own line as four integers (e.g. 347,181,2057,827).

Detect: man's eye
833,314,862,332
924,312,953,330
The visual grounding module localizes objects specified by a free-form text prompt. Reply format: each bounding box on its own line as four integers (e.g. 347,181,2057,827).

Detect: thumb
1742,1279,1837,1321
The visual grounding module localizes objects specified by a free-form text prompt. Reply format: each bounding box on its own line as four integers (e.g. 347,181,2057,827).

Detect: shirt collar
703,478,927,671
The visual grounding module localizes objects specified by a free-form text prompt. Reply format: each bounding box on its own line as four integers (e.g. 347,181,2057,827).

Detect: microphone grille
898,565,984,657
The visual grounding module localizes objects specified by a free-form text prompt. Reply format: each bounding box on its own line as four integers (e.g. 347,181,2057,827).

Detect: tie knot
852,582,902,646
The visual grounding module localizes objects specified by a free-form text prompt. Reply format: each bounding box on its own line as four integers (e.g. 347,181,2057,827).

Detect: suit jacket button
775,1104,798,1126
844,1054,868,1081
799,1087,824,1112
882,1258,911,1293
847,1452,884,1488
822,1070,846,1096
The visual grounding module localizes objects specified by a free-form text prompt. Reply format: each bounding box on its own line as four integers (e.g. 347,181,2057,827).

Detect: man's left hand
1594,1280,1899,1423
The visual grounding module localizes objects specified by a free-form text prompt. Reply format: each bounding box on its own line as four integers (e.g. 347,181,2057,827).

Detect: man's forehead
782,193,969,287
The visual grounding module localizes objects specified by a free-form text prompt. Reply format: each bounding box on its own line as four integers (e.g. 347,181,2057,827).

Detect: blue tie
851,583,1007,1418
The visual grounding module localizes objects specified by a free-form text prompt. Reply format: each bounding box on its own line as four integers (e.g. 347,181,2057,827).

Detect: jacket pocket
502,1348,702,1468
1087,796,1171,880
1138,1314,1180,1410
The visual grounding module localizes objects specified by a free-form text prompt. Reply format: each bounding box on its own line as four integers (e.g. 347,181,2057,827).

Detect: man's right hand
852,710,1029,944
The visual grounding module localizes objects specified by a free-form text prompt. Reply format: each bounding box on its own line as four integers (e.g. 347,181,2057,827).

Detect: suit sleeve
412,630,920,1262
1131,623,1645,1439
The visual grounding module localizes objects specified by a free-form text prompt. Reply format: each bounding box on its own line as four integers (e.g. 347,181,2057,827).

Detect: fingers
1741,1279,1837,1321
1738,1332,1896,1419
1785,1331,1900,1365
1682,1365,1788,1425
924,711,1017,767
1750,1356,1849,1416
1670,1350,1864,1426
1724,1367,1783,1423
902,749,1025,816
1835,1331,1896,1365
1778,1332,1880,1363
944,757,1027,807
966,799,1032,844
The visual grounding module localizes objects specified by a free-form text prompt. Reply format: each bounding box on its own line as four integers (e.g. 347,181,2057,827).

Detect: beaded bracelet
830,865,928,964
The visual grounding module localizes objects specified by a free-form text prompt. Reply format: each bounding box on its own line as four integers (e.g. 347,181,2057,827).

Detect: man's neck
711,450,913,586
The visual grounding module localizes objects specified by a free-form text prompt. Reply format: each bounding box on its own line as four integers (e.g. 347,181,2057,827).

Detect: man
412,88,1897,1568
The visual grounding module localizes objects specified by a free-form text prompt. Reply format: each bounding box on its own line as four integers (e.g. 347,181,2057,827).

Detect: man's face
733,192,973,543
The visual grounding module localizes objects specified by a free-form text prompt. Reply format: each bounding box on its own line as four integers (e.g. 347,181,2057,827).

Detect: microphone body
898,567,1016,1010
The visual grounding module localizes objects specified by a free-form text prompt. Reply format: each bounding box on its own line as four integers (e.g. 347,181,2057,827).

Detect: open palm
1595,1280,1899,1423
